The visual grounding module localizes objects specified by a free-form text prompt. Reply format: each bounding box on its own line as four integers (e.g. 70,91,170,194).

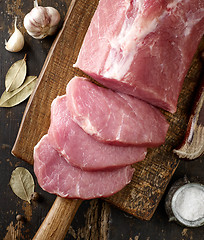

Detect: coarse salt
174,185,204,221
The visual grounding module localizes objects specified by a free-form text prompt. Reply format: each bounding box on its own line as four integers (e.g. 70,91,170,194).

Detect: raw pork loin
66,77,169,147
48,95,147,171
34,134,134,199
74,0,204,113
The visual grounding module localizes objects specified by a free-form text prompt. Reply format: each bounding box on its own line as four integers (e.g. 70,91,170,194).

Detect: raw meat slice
48,95,147,171
66,77,169,147
34,134,134,199
74,0,204,113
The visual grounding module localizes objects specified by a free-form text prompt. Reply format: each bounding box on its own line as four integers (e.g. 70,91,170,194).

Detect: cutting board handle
33,197,82,240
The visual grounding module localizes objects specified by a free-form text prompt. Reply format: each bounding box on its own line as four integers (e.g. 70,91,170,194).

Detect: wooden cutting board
12,0,204,237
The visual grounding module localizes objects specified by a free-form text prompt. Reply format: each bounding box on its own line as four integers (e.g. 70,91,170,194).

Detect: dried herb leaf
9,167,35,203
0,76,37,107
5,54,27,92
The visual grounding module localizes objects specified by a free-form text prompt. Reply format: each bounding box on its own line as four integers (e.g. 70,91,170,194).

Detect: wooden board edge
11,0,78,162
105,160,180,221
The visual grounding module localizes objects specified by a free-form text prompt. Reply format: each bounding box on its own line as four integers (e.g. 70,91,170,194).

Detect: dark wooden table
0,1,203,239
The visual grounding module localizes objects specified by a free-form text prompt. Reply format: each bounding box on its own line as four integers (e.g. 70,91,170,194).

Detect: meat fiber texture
48,95,147,171
66,77,169,147
34,134,134,199
74,0,204,113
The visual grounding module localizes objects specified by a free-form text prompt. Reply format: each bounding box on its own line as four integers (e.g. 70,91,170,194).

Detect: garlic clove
24,1,61,40
45,7,61,36
26,7,50,29
23,8,47,39
47,25,59,37
24,6,51,39
26,29,49,40
5,17,24,52
45,7,61,28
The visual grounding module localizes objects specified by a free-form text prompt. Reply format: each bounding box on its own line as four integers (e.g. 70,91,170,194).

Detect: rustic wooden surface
0,0,204,239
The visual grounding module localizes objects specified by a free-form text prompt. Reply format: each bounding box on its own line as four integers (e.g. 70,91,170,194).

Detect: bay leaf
0,76,37,107
9,167,35,203
5,54,27,92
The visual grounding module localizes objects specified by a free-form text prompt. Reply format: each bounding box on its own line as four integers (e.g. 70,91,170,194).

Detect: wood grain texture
11,0,204,222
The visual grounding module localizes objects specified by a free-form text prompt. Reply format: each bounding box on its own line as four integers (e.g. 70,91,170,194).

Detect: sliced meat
74,0,204,113
34,134,134,199
48,95,147,171
66,77,169,147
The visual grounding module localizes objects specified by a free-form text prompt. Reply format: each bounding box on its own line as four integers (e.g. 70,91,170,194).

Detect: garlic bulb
5,17,24,52
23,0,60,39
